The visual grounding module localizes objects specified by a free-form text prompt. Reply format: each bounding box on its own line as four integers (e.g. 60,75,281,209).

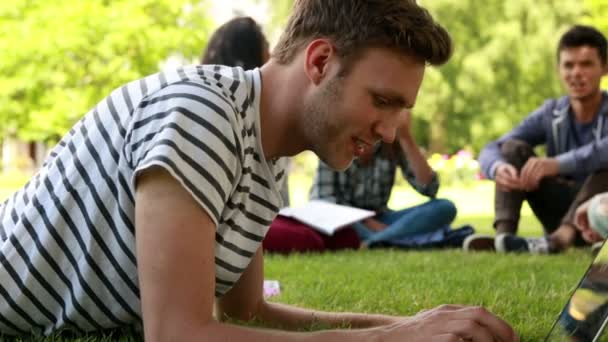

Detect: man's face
558,46,607,101
302,48,425,171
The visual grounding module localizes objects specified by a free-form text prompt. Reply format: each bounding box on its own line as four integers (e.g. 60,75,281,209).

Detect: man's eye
373,96,389,107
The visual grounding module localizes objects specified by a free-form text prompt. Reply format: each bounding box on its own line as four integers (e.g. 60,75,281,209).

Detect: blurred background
1,0,607,221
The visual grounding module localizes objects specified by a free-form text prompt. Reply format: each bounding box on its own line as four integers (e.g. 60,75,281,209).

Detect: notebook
277,200,375,235
545,241,608,341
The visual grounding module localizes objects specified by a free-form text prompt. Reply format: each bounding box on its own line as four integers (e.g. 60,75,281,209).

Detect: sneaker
495,234,549,254
462,234,495,251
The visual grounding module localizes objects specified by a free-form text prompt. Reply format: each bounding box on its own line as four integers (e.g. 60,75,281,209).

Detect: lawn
264,249,592,341
0,173,593,341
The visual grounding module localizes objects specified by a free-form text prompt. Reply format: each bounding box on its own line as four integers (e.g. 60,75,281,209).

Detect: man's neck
258,60,309,160
571,90,604,124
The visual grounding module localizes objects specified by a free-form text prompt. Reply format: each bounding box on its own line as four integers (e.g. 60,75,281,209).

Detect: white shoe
495,234,549,254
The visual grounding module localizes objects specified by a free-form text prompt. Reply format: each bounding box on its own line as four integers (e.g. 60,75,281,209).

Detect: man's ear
303,39,336,85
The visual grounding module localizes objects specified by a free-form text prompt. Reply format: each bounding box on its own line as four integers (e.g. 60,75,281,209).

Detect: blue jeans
352,199,457,246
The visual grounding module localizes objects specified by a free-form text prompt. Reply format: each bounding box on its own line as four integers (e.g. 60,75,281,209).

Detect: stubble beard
301,77,349,170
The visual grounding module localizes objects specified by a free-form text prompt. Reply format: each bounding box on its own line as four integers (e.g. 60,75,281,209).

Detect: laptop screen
546,241,608,342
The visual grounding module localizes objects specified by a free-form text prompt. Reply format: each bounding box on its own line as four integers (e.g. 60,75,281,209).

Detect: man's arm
396,114,434,187
135,167,517,342
395,112,438,197
478,100,551,179
518,128,608,191
217,247,396,329
216,214,518,341
135,166,381,341
554,136,608,176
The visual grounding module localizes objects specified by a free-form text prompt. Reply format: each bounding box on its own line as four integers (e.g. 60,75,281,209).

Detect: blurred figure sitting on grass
201,16,270,70
465,25,608,254
263,113,467,253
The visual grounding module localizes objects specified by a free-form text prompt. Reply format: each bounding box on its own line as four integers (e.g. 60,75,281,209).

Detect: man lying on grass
0,0,518,341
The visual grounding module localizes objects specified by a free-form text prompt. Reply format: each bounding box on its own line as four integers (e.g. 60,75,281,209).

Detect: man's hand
495,164,522,192
379,305,519,342
396,111,413,144
574,197,604,244
520,157,559,191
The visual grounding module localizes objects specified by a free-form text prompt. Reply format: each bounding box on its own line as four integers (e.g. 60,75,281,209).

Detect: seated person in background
201,16,290,205
264,114,457,252
312,115,457,248
201,16,269,70
464,25,608,254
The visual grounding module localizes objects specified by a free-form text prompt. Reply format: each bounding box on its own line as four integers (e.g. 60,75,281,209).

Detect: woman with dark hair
201,16,270,70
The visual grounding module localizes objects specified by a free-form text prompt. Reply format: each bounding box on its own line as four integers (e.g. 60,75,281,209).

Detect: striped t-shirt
0,65,285,336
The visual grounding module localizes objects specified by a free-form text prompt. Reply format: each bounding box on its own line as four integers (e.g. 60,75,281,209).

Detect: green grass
265,249,593,341
0,173,587,341
1,250,595,341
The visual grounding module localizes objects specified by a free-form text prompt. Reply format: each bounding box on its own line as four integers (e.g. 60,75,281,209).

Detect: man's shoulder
514,96,568,124
532,96,568,117
139,66,255,118
184,64,248,84
166,65,251,99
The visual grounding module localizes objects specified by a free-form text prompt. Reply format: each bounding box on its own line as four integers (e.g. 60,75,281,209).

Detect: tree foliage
0,0,214,141
264,0,294,43
584,0,608,89
584,0,608,38
415,0,585,153
2,0,606,155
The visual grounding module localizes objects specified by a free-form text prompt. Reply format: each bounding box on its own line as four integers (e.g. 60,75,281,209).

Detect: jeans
352,198,457,245
495,139,608,236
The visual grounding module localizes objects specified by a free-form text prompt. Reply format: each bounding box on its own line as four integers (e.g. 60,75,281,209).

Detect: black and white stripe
0,66,284,335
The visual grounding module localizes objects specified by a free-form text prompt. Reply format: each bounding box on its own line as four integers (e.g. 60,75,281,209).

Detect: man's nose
572,64,584,76
373,117,399,143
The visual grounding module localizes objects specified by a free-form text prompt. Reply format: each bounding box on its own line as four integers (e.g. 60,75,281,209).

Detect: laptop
545,241,608,341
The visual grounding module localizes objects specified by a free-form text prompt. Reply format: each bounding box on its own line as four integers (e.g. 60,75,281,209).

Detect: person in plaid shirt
264,115,457,251
310,116,457,248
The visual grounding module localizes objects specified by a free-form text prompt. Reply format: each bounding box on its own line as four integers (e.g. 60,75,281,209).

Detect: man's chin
569,89,599,101
322,156,354,171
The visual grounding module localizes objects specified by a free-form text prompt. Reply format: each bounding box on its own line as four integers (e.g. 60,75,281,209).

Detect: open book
278,200,375,235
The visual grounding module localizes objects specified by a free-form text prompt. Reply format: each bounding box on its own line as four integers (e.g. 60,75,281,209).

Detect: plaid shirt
309,146,439,213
